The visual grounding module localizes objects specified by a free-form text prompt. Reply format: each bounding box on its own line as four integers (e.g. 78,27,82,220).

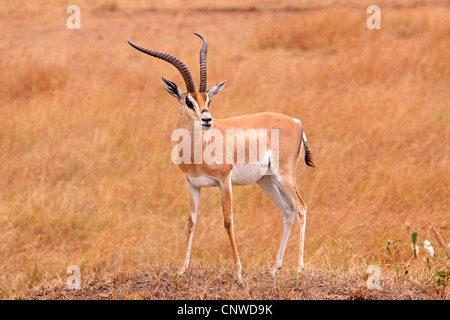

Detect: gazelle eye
185,97,194,109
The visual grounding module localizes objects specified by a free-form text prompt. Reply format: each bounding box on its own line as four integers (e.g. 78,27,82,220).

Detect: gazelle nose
200,109,212,126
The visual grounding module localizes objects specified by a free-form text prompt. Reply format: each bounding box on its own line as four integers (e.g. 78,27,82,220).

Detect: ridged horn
194,33,208,92
127,39,196,93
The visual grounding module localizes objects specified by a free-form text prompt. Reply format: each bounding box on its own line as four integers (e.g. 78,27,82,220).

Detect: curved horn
194,33,208,92
128,39,196,93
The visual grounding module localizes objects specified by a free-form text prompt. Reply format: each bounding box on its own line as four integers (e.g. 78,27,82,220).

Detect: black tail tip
305,151,315,168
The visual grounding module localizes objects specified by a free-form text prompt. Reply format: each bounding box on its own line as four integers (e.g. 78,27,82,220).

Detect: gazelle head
128,33,226,130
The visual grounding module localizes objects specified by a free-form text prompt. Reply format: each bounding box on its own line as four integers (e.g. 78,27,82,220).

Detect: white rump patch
292,117,302,125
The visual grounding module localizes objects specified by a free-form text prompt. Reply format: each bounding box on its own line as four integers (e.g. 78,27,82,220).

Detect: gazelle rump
128,34,314,281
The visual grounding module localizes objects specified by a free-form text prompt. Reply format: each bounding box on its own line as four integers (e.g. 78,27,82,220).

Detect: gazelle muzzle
200,109,212,128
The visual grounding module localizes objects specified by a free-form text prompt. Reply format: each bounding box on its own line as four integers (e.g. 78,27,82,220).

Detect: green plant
435,270,449,295
411,232,418,258
386,239,403,258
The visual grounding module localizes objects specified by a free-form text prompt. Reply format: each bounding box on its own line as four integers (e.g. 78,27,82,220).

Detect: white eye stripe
185,96,198,109
185,95,202,117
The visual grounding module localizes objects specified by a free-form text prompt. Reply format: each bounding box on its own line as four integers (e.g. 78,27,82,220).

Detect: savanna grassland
0,0,449,299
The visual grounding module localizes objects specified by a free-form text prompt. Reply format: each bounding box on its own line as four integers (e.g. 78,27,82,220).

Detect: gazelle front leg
178,180,201,275
220,177,242,282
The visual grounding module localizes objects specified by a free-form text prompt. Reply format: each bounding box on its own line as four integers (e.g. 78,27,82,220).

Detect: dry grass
1,0,449,299
17,262,436,300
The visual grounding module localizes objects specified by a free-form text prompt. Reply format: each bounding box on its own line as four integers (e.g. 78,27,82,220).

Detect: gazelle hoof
177,264,188,275
269,266,281,277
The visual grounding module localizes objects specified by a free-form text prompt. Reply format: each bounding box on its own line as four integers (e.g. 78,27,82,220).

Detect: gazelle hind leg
256,175,298,277
271,209,295,277
295,188,307,273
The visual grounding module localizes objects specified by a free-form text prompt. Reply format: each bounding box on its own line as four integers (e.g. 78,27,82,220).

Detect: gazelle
128,34,314,281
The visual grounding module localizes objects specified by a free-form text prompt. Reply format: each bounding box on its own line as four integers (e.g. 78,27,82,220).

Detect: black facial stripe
185,97,194,109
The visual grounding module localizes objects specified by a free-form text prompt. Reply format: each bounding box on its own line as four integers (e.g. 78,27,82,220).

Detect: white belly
186,151,273,187
230,151,272,186
187,175,219,188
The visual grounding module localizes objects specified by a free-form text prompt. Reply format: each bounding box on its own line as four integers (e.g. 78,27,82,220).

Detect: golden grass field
0,0,449,299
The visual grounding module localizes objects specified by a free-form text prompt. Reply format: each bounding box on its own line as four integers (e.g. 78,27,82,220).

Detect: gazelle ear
162,77,183,100
207,80,226,98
